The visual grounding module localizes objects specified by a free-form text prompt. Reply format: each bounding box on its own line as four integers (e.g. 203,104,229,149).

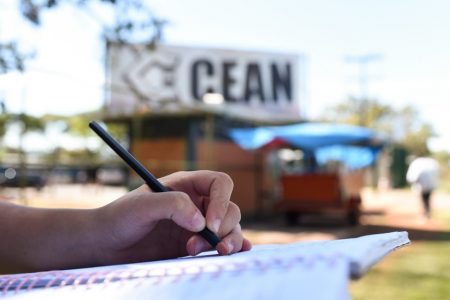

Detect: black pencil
89,121,220,248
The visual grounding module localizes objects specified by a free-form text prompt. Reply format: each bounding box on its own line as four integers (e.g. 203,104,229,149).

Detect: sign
106,43,301,121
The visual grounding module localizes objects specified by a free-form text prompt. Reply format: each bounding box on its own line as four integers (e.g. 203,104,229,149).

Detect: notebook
0,231,410,300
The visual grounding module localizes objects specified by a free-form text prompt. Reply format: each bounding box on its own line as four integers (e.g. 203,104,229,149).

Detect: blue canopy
228,123,385,169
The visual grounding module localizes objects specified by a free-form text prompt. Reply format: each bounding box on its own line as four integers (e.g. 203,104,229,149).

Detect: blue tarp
228,123,385,169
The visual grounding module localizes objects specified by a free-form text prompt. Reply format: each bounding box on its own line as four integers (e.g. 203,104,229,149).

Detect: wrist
22,206,103,271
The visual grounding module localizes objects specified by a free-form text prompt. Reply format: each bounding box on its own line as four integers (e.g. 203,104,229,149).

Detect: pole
345,53,383,100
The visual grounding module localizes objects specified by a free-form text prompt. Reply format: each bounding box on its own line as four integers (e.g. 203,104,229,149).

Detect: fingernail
193,239,208,255
193,239,202,255
226,242,234,253
192,212,205,231
211,219,221,233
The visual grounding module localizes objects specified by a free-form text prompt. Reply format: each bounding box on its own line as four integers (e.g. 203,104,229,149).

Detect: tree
0,42,31,73
17,113,46,133
395,106,435,156
1,0,167,74
322,97,395,134
40,112,128,165
0,114,12,140
0,0,166,161
0,112,45,141
321,97,435,156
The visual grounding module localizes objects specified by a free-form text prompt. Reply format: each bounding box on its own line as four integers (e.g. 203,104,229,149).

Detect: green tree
0,112,45,140
1,0,166,74
17,113,45,133
322,97,395,134
321,97,435,156
388,105,435,156
0,114,12,140
59,113,127,164
0,42,30,73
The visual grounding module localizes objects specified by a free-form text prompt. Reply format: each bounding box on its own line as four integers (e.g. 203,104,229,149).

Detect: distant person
406,157,439,219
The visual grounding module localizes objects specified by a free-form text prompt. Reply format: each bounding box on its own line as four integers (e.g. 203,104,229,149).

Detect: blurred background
1,0,450,298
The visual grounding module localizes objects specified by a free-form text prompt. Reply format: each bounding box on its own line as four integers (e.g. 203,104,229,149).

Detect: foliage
321,97,435,156
0,42,33,73
432,150,450,167
18,0,166,43
105,122,128,143
322,97,394,131
1,0,167,73
64,114,95,138
17,113,46,133
48,112,127,141
0,112,45,137
0,113,13,138
432,150,450,192
40,146,101,165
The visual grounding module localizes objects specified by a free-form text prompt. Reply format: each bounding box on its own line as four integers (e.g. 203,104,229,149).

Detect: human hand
92,170,252,265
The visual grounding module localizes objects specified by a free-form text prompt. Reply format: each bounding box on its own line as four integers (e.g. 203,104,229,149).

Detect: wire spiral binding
0,254,345,294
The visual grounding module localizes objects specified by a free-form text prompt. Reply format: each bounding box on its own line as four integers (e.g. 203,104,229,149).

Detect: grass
350,213,450,300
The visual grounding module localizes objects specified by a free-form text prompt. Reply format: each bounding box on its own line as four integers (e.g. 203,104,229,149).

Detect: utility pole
345,53,383,188
345,53,383,99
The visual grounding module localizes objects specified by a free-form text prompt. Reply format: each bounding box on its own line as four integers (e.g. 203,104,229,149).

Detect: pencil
89,121,221,248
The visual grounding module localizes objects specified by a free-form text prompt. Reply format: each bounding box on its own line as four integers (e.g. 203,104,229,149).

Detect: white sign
106,43,301,121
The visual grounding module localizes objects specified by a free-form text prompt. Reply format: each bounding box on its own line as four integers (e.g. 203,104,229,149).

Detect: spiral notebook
0,231,409,300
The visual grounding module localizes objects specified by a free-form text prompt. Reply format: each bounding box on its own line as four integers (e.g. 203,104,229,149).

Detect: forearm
0,202,99,273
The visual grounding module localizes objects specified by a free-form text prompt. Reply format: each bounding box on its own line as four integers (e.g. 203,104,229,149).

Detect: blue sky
1,0,450,151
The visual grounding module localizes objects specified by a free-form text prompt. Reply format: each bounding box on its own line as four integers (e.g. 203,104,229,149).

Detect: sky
1,0,450,151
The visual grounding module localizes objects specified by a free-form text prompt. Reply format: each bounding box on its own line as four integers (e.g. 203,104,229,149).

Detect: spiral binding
0,254,344,294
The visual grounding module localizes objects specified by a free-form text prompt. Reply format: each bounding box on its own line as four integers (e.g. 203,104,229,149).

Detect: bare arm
0,171,252,274
0,202,98,273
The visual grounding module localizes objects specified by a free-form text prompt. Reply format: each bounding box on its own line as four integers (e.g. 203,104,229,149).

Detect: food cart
229,123,385,225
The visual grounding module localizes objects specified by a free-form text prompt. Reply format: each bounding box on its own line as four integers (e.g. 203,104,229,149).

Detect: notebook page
0,232,409,299
2,252,351,300
233,231,410,278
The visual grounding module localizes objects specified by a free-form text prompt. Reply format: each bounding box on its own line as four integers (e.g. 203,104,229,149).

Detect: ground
242,188,450,245
3,184,449,298
2,184,449,244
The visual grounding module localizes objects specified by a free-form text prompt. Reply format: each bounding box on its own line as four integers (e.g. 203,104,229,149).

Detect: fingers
219,230,252,254
156,170,251,257
216,224,244,255
186,202,247,256
134,191,206,233
186,224,252,256
159,171,236,235
166,170,234,234
241,238,253,252
203,172,234,234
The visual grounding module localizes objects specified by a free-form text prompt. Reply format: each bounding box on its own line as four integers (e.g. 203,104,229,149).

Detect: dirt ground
2,185,450,245
241,188,450,245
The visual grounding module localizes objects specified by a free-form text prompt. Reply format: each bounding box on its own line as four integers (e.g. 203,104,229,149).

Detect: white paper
1,232,410,300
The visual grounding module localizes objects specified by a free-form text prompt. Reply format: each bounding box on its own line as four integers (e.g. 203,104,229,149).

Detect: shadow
361,209,385,216
353,224,450,242
242,215,450,242
241,215,363,239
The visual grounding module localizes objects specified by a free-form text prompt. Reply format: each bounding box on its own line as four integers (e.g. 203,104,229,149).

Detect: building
103,42,302,217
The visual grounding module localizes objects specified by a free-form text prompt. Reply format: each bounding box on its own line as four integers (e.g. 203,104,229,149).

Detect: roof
228,122,386,169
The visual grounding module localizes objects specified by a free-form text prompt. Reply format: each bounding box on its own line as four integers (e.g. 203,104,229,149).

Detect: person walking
406,156,439,219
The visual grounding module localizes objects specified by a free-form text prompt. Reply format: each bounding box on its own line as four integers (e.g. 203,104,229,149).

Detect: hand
92,170,252,265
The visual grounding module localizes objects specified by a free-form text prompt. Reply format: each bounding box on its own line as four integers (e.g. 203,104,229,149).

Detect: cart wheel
347,209,360,226
286,212,300,226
